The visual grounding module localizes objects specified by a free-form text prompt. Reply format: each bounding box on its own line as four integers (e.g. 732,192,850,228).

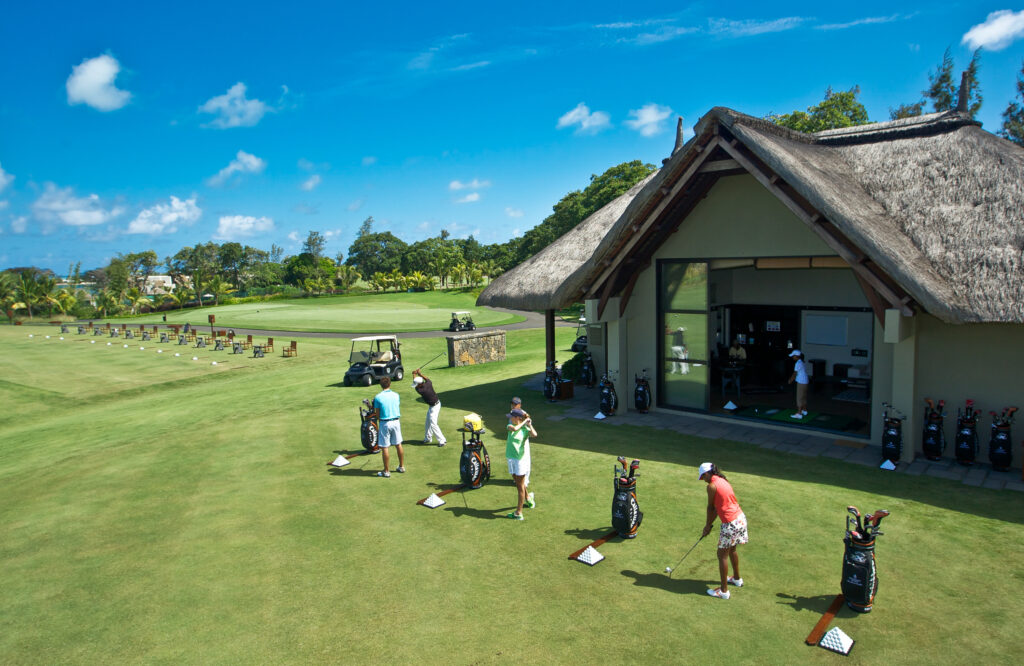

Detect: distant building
144,275,175,295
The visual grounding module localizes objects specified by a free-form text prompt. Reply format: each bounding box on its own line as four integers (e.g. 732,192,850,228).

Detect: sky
2,2,1023,273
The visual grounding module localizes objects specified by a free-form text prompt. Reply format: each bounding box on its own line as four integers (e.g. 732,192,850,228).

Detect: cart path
84,307,577,339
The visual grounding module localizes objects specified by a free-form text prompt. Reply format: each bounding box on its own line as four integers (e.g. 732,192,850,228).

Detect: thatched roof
479,107,1024,324
476,173,657,310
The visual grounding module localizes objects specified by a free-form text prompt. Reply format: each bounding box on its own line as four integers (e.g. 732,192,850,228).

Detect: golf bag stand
955,400,980,466
988,407,1016,472
841,534,878,613
599,372,618,417
634,370,651,413
881,403,904,464
921,399,946,461
543,361,559,401
459,425,491,489
611,459,642,538
359,399,380,452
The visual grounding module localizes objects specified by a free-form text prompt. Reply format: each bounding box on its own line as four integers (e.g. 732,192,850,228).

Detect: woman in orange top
699,462,748,600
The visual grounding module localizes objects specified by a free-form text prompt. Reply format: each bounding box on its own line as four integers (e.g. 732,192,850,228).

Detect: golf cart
571,317,588,352
448,311,476,332
343,335,404,386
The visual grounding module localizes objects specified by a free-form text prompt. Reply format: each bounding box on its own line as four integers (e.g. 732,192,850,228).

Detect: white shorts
507,447,531,477
379,419,403,448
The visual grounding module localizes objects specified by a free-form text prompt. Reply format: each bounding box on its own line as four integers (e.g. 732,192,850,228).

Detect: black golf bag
579,352,596,388
359,399,380,452
599,373,618,416
880,403,904,464
921,399,946,461
458,425,491,489
60,324,69,334
988,407,1017,472
955,400,980,466
841,535,878,613
543,361,559,401
634,370,651,413
611,458,643,538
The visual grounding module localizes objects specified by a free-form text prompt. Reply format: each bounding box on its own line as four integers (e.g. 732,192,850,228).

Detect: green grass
1,325,1022,663
107,290,526,333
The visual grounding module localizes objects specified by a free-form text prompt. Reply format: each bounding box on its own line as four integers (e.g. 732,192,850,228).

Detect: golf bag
459,424,491,489
881,403,904,464
543,361,560,401
60,324,69,334
611,457,642,538
955,400,980,466
599,372,618,417
359,399,380,452
634,370,651,413
579,352,596,388
841,535,878,613
921,399,946,461
988,407,1017,472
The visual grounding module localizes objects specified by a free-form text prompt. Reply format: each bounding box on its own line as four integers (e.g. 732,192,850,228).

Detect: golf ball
174,353,180,357
665,567,672,573
59,337,64,340
140,347,145,350
192,356,198,361
157,349,163,353
211,361,217,366
45,335,50,339
29,334,34,338
107,342,112,346
123,344,128,348
91,340,95,344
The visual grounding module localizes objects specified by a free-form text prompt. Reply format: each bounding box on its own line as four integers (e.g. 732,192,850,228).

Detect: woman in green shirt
505,409,534,520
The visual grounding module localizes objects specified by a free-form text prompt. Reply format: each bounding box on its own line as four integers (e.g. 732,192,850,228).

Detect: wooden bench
264,337,274,353
243,335,253,350
283,341,298,357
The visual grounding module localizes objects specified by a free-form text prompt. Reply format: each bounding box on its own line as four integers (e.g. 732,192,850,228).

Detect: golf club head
628,459,640,478
617,456,628,470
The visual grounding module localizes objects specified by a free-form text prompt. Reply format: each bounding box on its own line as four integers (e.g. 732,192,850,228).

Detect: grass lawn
1,325,1022,663
109,290,525,333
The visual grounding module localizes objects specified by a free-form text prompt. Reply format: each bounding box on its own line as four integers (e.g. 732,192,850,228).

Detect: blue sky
2,2,1023,273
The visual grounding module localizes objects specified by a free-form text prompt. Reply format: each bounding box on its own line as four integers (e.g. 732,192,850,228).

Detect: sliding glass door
658,261,708,411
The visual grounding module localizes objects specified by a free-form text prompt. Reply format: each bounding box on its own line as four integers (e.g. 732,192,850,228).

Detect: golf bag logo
955,400,980,465
988,407,1016,472
634,370,651,413
459,440,491,489
599,373,618,416
880,403,904,464
360,399,380,452
611,457,642,538
841,537,878,613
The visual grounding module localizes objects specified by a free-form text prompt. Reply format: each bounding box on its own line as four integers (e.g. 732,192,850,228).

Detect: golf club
667,535,705,578
617,456,628,470
418,351,446,371
847,506,863,534
629,459,639,479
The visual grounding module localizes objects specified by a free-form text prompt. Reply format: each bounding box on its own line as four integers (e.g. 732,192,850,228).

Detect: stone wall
447,330,506,367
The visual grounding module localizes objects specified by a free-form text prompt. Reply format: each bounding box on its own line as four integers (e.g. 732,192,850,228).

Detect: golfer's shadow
444,504,509,520
776,592,858,617
621,570,709,596
565,527,615,541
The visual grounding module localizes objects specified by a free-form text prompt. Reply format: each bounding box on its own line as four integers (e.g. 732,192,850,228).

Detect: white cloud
32,183,123,227
198,83,270,128
817,14,901,31
298,158,315,171
0,161,13,192
206,150,266,187
557,103,611,134
449,178,491,191
511,227,521,237
408,34,470,70
214,215,274,241
626,103,673,137
708,17,807,37
632,26,699,45
455,192,480,203
417,221,431,232
293,203,319,215
287,231,302,242
11,216,28,233
347,198,365,211
300,174,322,191
66,54,132,111
505,207,524,218
452,61,491,71
127,196,201,235
963,10,1024,51
362,156,378,166
0,200,8,210
596,18,672,29
323,229,344,241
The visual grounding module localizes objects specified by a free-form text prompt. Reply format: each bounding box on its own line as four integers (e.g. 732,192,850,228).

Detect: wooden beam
544,310,555,365
618,265,644,317
697,158,741,173
596,264,622,320
854,272,887,325
717,140,914,317
586,137,722,298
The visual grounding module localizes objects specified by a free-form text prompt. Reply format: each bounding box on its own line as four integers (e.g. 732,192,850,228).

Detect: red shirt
710,475,742,523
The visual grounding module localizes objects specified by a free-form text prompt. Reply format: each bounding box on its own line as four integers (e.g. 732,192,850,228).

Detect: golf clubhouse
478,105,1024,465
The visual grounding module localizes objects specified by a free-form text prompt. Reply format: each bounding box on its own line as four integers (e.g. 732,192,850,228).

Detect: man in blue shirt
372,376,405,477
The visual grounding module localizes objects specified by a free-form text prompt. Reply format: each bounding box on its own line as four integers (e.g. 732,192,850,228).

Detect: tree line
1,160,656,320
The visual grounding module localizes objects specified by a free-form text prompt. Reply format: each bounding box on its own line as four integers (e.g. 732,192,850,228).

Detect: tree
888,101,926,120
16,271,39,318
0,272,18,323
105,259,129,304
302,231,327,260
895,48,984,120
335,264,361,292
205,276,234,306
358,216,374,238
924,47,957,113
346,231,408,278
1001,61,1024,146
122,250,159,288
962,49,983,118
770,86,870,133
167,285,193,310
95,289,121,318
55,290,77,315
219,242,245,285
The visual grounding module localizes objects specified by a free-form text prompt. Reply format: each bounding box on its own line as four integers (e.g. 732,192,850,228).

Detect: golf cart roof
351,335,398,343
452,311,471,316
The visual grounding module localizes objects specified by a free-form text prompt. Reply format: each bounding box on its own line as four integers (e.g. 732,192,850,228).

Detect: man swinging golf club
373,377,406,478
699,462,747,599
412,369,446,447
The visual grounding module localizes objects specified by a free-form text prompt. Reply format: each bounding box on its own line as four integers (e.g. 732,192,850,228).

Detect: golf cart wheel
393,367,404,381
360,373,373,387
343,375,352,387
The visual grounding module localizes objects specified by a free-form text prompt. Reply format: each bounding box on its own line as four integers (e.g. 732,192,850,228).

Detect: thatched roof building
480,107,1024,324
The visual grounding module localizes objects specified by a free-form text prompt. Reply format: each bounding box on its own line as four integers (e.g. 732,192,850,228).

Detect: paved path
527,375,1024,492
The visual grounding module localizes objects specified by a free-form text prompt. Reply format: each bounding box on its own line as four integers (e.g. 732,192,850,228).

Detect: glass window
662,362,708,410
658,260,709,411
660,262,707,311
662,313,708,364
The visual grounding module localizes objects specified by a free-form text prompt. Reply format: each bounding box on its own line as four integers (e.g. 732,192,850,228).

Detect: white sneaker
707,588,730,600
525,492,536,509
790,413,803,419
728,577,744,587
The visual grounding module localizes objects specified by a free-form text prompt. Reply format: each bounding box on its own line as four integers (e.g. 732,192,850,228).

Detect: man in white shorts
372,376,405,478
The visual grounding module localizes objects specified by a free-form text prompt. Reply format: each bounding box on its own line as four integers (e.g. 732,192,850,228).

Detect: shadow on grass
775,592,864,621
621,570,709,596
565,526,615,542
437,371,1024,525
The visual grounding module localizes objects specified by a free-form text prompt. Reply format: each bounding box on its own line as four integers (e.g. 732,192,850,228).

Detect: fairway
116,290,525,333
1,324,1022,663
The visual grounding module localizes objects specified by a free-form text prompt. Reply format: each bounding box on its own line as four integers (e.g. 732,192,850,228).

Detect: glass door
658,260,708,411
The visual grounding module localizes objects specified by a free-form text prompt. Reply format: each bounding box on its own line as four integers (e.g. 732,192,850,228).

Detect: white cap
697,462,713,479
789,349,802,357
412,376,424,385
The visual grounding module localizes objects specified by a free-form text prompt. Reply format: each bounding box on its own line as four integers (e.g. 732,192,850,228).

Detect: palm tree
35,276,61,317
55,290,77,316
16,271,39,319
168,285,193,310
125,287,149,315
95,289,121,318
370,272,387,293
205,276,235,306
336,264,361,292
0,272,17,323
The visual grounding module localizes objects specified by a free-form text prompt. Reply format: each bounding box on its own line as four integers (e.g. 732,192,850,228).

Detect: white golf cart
448,311,476,332
343,335,404,386
571,316,588,352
